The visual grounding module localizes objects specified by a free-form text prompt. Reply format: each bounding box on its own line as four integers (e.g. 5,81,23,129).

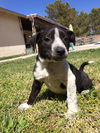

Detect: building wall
0,12,26,57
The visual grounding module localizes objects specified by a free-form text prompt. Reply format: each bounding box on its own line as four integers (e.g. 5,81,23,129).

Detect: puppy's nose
55,47,65,56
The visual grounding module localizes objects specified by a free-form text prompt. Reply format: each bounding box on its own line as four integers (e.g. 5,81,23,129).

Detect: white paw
66,108,78,119
81,90,90,95
18,103,32,110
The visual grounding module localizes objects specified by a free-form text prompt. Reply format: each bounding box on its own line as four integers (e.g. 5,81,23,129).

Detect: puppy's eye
44,37,51,42
64,37,69,41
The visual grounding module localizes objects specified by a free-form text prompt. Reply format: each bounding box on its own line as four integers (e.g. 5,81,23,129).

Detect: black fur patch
69,63,92,93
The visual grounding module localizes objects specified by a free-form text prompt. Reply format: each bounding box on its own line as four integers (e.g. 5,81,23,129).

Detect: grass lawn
0,54,27,61
0,49,100,133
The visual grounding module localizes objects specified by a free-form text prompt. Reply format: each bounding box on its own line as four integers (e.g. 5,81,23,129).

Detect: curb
0,54,37,63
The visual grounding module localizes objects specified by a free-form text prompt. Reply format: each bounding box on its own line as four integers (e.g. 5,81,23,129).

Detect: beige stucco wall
0,12,26,57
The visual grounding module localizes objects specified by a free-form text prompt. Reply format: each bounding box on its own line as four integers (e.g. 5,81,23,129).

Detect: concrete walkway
0,44,100,63
74,43,100,51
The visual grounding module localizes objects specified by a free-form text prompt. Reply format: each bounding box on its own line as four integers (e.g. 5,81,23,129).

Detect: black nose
55,47,65,56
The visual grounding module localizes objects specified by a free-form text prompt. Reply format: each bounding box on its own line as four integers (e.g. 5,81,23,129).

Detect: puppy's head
30,27,75,61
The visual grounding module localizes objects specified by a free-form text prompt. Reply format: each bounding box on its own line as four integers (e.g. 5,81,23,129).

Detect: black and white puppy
18,27,93,118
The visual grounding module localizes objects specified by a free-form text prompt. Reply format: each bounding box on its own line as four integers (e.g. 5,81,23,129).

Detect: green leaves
45,0,100,36
2,114,14,133
18,115,28,128
5,115,13,130
89,8,100,34
45,0,77,27
1,114,28,133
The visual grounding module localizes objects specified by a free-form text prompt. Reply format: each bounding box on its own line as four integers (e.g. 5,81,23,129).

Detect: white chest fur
34,61,49,80
34,60,76,94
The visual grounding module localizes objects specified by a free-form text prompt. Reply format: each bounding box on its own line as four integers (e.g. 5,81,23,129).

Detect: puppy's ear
68,31,75,45
28,34,38,50
28,30,43,47
28,32,42,52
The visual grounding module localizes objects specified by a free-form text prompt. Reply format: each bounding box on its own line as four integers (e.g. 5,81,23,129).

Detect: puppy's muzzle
55,46,65,56
54,46,68,60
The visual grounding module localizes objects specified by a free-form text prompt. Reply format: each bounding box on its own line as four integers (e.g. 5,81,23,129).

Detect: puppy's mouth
52,54,68,61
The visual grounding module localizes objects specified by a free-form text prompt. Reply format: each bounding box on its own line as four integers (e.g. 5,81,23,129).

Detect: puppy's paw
81,89,90,95
66,109,78,119
18,103,32,110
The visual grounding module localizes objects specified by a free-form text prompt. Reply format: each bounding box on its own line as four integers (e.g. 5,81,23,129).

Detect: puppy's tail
79,61,94,71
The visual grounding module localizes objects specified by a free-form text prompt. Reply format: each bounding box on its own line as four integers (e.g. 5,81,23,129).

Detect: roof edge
27,14,68,30
0,7,26,18
0,7,68,30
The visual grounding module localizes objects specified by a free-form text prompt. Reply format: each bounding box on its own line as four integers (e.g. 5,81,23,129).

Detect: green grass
0,54,27,61
0,49,100,133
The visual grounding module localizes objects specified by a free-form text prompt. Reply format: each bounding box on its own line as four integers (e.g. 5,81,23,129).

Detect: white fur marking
18,103,32,110
34,61,49,80
51,28,67,56
55,27,60,37
66,65,78,118
88,61,94,64
81,90,90,95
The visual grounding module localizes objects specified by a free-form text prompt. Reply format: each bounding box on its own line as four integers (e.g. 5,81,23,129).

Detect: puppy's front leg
66,70,78,118
18,80,43,110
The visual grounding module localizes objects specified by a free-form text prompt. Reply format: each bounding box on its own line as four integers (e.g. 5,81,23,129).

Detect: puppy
18,27,93,118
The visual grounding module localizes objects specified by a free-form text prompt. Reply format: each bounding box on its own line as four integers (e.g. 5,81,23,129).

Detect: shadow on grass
36,89,66,102
27,87,95,104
